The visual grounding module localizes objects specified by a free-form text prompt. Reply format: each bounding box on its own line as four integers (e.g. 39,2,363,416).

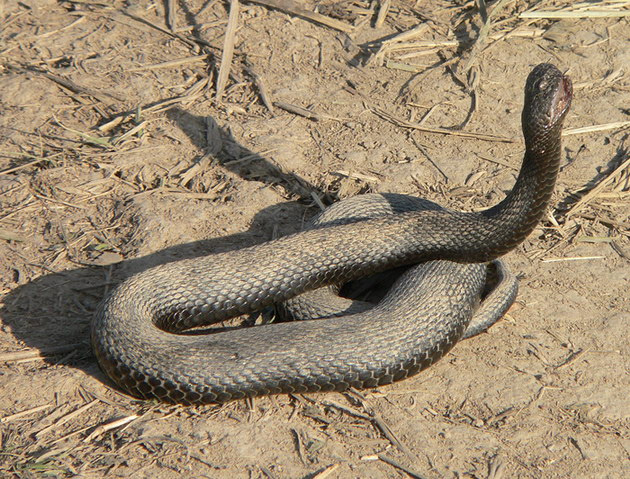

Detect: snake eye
538,79,548,91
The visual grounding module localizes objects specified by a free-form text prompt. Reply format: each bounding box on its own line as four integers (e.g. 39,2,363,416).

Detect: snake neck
477,122,563,259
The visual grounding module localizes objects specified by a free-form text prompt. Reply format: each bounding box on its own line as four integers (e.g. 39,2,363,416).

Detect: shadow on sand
1,112,330,387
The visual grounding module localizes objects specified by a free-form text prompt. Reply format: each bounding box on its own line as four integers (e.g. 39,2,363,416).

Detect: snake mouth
552,75,573,123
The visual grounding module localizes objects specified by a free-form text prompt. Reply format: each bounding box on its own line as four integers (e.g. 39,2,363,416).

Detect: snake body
92,64,572,404
279,193,519,341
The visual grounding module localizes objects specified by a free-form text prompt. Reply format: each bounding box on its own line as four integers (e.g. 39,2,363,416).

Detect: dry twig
246,0,354,33
564,156,630,217
216,0,240,101
378,454,428,479
274,102,341,121
370,106,515,143
375,0,391,28
129,54,209,72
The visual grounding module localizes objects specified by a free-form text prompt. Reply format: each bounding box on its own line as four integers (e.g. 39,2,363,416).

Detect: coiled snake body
92,64,572,404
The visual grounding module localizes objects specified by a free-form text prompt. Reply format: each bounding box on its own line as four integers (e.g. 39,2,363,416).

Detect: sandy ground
0,1,629,478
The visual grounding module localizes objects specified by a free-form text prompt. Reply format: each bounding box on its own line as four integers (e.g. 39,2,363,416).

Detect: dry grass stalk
378,454,428,479
332,170,380,183
375,0,391,28
247,0,354,33
216,0,240,101
54,115,113,149
385,60,426,73
133,187,221,200
409,135,450,181
245,64,275,114
174,19,227,33
83,415,139,442
49,425,93,446
565,156,630,217
129,54,209,72
179,155,213,187
1,404,53,424
111,121,147,146
0,228,25,242
35,399,99,439
521,9,630,19
355,396,416,463
368,24,429,65
120,10,202,50
274,101,341,121
23,67,122,104
476,153,518,170
542,256,606,262
311,463,340,479
381,27,544,69
98,77,209,133
198,0,220,17
29,16,86,41
522,0,630,18
166,0,176,31
370,106,515,143
381,23,429,45
310,192,326,212
223,148,276,166
395,48,440,60
563,120,630,136
572,67,625,90
0,152,64,176
383,39,458,52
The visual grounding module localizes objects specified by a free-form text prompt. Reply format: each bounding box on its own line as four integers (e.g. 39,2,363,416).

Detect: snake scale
92,64,573,404
278,193,519,342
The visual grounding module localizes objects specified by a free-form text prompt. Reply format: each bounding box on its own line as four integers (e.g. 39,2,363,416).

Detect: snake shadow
0,114,332,388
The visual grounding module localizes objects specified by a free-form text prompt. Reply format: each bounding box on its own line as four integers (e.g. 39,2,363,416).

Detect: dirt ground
0,0,628,477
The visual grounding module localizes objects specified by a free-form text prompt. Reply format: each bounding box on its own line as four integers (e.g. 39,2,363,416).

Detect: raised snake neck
92,64,573,404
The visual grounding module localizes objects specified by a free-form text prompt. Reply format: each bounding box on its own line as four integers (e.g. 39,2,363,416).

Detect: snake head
522,63,573,145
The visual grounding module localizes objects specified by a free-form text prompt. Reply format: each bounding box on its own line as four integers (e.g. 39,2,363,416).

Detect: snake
91,63,572,404
278,192,519,341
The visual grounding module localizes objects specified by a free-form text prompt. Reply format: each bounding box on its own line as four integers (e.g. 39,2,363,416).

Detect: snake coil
92,64,572,404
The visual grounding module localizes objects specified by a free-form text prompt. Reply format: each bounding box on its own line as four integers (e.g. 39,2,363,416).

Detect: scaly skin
92,64,572,404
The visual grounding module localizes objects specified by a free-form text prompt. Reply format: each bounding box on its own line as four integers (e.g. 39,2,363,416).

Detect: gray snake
92,64,573,404
279,193,519,341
